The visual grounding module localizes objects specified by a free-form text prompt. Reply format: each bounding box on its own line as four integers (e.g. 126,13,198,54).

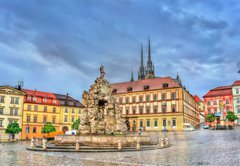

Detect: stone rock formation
80,65,128,135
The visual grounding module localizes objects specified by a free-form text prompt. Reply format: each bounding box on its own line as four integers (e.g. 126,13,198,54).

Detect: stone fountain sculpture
80,65,128,135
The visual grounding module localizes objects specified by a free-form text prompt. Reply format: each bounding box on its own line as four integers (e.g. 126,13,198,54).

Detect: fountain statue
80,65,127,135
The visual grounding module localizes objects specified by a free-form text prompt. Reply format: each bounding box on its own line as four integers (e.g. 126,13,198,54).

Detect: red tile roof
111,77,181,94
203,85,232,98
232,80,240,86
22,89,56,99
194,95,203,102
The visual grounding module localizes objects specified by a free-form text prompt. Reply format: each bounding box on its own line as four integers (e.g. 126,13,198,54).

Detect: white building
232,80,240,125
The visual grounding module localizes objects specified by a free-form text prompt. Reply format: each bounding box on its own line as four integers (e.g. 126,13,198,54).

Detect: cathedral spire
145,36,155,79
138,43,145,80
148,36,151,62
130,70,134,82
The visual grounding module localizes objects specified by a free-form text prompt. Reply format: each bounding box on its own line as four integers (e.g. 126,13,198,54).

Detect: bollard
159,138,164,147
136,138,140,150
42,138,47,150
118,139,122,150
76,141,80,150
31,138,35,148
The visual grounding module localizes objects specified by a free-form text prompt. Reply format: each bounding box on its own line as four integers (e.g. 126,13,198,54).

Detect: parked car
65,130,77,135
183,123,195,131
203,125,209,129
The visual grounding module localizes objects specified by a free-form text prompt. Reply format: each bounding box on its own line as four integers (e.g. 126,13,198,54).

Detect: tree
226,112,238,122
42,122,56,134
5,122,22,140
71,119,80,130
205,114,216,123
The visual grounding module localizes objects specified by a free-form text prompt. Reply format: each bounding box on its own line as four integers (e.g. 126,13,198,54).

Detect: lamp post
238,62,240,73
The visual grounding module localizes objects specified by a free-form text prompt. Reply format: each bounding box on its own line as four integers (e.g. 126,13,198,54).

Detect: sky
0,0,240,101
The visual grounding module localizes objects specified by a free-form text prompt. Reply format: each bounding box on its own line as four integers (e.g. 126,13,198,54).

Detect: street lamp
238,62,240,73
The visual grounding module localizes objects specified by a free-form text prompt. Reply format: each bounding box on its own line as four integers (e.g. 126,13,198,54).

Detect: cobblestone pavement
1,128,240,166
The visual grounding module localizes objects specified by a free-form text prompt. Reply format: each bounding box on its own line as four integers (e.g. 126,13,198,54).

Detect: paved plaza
0,128,240,166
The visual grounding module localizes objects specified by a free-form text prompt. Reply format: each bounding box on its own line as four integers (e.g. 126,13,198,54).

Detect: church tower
138,44,145,80
145,37,155,79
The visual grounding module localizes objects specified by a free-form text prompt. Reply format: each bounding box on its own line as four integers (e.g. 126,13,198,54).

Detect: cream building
0,86,25,141
232,80,240,125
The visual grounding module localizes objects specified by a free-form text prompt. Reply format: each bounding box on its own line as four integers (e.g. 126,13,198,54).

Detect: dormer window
53,100,56,104
144,85,149,90
162,83,169,88
33,97,36,102
43,98,47,102
127,87,132,91
27,96,31,101
112,89,117,94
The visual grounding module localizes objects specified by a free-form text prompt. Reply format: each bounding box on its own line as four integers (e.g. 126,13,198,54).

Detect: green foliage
5,122,22,134
205,114,216,122
226,112,238,122
42,122,56,133
71,119,80,130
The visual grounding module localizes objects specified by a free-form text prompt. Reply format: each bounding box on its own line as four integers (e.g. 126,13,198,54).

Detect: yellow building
111,77,200,131
55,93,84,132
21,89,61,139
0,86,25,141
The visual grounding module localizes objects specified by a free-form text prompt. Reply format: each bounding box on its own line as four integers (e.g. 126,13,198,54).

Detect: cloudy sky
0,0,239,100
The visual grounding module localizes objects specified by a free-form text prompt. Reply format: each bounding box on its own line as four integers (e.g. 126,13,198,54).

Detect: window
132,97,136,103
43,98,47,102
146,95,150,102
0,96,5,103
154,120,158,127
65,108,68,113
11,97,14,104
15,98,19,104
213,100,217,105
226,99,229,104
14,109,18,115
162,93,166,100
154,107,158,114
0,120,2,127
52,117,56,123
172,119,176,127
126,108,129,115
146,120,150,127
140,120,143,127
34,105,38,111
43,117,47,123
139,107,143,114
153,94,158,101
236,89,239,94
162,105,166,113
208,109,211,114
207,101,211,106
44,106,47,112
237,99,240,104
162,83,168,88
119,98,123,104
146,107,150,114
0,108,3,114
27,96,31,101
27,116,30,122
78,109,81,114
33,127,37,133
237,108,240,113
33,116,37,123
214,109,217,114
139,96,143,102
53,100,57,104
72,109,75,114
53,107,56,113
127,87,132,91
132,108,136,114
9,120,12,124
172,105,176,113
64,116,68,122
125,97,129,104
71,116,74,122
144,85,149,90
10,109,14,115
27,105,31,111
171,92,176,99
33,97,36,102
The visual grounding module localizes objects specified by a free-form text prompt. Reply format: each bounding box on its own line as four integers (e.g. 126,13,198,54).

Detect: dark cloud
0,0,239,99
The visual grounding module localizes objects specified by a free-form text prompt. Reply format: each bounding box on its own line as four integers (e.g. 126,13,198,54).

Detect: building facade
203,86,233,126
0,86,25,141
232,80,240,125
111,77,200,131
21,89,61,139
194,95,205,124
55,93,84,132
